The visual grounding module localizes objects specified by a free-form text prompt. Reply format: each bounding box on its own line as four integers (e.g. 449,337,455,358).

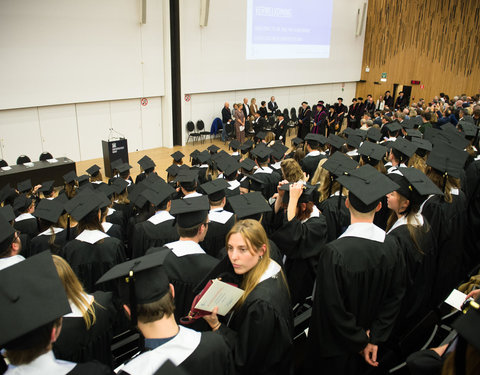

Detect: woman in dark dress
53,255,117,368
204,219,293,375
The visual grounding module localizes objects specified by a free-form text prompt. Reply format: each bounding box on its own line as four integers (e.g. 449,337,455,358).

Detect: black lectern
102,139,129,178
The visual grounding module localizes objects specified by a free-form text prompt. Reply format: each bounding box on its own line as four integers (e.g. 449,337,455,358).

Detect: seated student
131,182,178,258
111,177,133,222
170,150,184,166
0,252,113,375
0,215,24,270
100,202,123,242
135,155,156,184
98,184,128,236
86,164,105,188
223,160,241,197
199,179,235,258
271,181,327,306
307,165,405,374
381,121,402,146
62,190,126,293
386,137,418,174
147,196,219,324
97,252,233,375
203,219,293,375
30,199,68,256
13,193,38,236
384,168,442,364
269,142,288,178
345,135,362,161
280,158,305,183
38,180,56,200
60,171,79,200
300,133,328,181
113,162,134,187
251,145,281,199
175,170,203,199
52,255,117,367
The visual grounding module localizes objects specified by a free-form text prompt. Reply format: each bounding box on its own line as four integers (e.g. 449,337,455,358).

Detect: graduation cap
326,134,345,150
207,144,220,153
388,167,443,207
0,214,15,246
440,122,458,133
141,184,175,207
138,155,156,171
228,191,272,219
0,251,71,349
322,152,358,177
38,180,55,194
384,121,402,134
229,139,241,150
166,164,180,177
345,135,362,149
342,128,356,137
223,161,240,177
143,173,166,188
390,137,417,158
336,165,400,213
0,184,16,204
200,179,230,201
452,297,480,352
405,128,423,139
110,159,123,172
291,137,304,147
401,119,415,130
305,133,327,146
239,158,256,172
426,141,468,179
13,194,33,213
64,190,106,221
256,131,267,140
96,250,170,326
170,196,210,228
110,177,128,194
86,164,101,176
175,170,198,185
63,170,78,184
251,146,272,163
354,129,367,140
0,205,15,223
117,163,133,174
97,183,115,199
366,127,382,142
458,122,479,138
33,199,64,224
424,127,470,150
190,149,200,161
77,174,90,186
17,179,32,193
197,150,211,164
170,151,184,162
412,138,433,153
280,183,316,204
358,142,387,163
270,143,289,161
128,183,149,209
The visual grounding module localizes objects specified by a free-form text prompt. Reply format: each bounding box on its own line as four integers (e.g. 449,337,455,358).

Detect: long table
0,157,76,188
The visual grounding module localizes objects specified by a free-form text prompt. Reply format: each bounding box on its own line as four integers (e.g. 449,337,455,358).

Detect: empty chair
283,108,290,121
39,151,53,161
196,120,210,143
16,155,31,165
186,121,201,145
0,159,7,167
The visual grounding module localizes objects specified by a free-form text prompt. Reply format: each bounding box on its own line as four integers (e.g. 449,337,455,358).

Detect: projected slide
246,0,333,60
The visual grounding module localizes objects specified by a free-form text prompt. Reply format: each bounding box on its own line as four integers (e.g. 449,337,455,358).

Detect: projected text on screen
246,0,333,60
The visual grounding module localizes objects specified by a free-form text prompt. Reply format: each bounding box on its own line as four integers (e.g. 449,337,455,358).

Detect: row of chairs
0,152,54,168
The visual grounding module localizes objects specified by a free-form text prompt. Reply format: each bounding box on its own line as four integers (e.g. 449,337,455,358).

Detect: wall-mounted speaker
356,2,367,36
200,0,210,27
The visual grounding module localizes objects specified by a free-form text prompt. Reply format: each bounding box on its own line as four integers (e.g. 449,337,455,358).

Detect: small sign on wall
141,98,148,106
184,94,191,102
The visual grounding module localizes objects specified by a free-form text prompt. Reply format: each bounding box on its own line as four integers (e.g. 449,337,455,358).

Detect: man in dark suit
268,96,278,115
395,91,408,110
334,98,347,127
348,98,358,129
274,111,288,143
365,95,375,117
221,102,232,141
384,90,394,109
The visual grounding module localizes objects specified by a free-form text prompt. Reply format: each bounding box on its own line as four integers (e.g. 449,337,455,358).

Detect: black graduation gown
308,231,405,368
386,221,437,341
131,215,179,259
54,291,117,367
103,222,123,242
251,169,281,200
18,232,31,258
465,159,480,267
270,213,328,305
30,228,69,256
113,202,133,226
68,363,114,375
373,195,390,230
217,267,293,375
317,195,350,242
199,211,235,258
14,215,39,239
146,245,219,325
422,193,467,305
300,153,326,181
105,209,127,233
62,234,126,293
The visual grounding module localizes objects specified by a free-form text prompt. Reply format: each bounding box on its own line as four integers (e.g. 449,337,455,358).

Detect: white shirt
183,192,203,199
208,208,234,224
339,222,386,243
305,150,321,158
75,229,110,244
165,240,205,257
5,351,76,375
0,255,25,271
254,166,273,174
148,210,175,225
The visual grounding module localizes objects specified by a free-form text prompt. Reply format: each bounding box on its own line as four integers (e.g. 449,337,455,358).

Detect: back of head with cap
170,196,210,239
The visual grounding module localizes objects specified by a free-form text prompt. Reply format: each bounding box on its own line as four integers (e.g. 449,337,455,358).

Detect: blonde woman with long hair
203,219,293,375
52,255,117,367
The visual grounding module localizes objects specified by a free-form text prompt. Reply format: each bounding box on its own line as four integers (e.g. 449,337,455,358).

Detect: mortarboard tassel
66,214,70,241
442,172,448,192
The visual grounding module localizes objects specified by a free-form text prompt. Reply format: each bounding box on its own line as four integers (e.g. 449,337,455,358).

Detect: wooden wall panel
357,0,480,103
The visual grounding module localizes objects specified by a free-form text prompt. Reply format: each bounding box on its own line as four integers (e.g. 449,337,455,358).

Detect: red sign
420,85,424,89
184,94,191,102
141,98,148,106
411,80,421,85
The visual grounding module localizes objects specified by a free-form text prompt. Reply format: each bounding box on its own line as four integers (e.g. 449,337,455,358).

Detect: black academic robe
118,328,234,375
300,153,326,181
465,159,480,267
217,263,293,375
18,233,31,258
317,195,350,242
146,244,219,325
251,169,281,200
199,210,235,259
373,195,390,230
131,213,178,259
102,222,123,241
14,214,38,239
62,233,126,293
112,202,133,225
30,227,69,256
270,212,328,306
54,291,116,367
384,95,394,109
68,362,114,375
386,220,437,341
422,192,467,305
105,209,127,233
308,226,405,371
298,108,311,139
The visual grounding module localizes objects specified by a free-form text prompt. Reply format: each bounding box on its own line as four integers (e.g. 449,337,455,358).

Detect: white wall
181,82,356,143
